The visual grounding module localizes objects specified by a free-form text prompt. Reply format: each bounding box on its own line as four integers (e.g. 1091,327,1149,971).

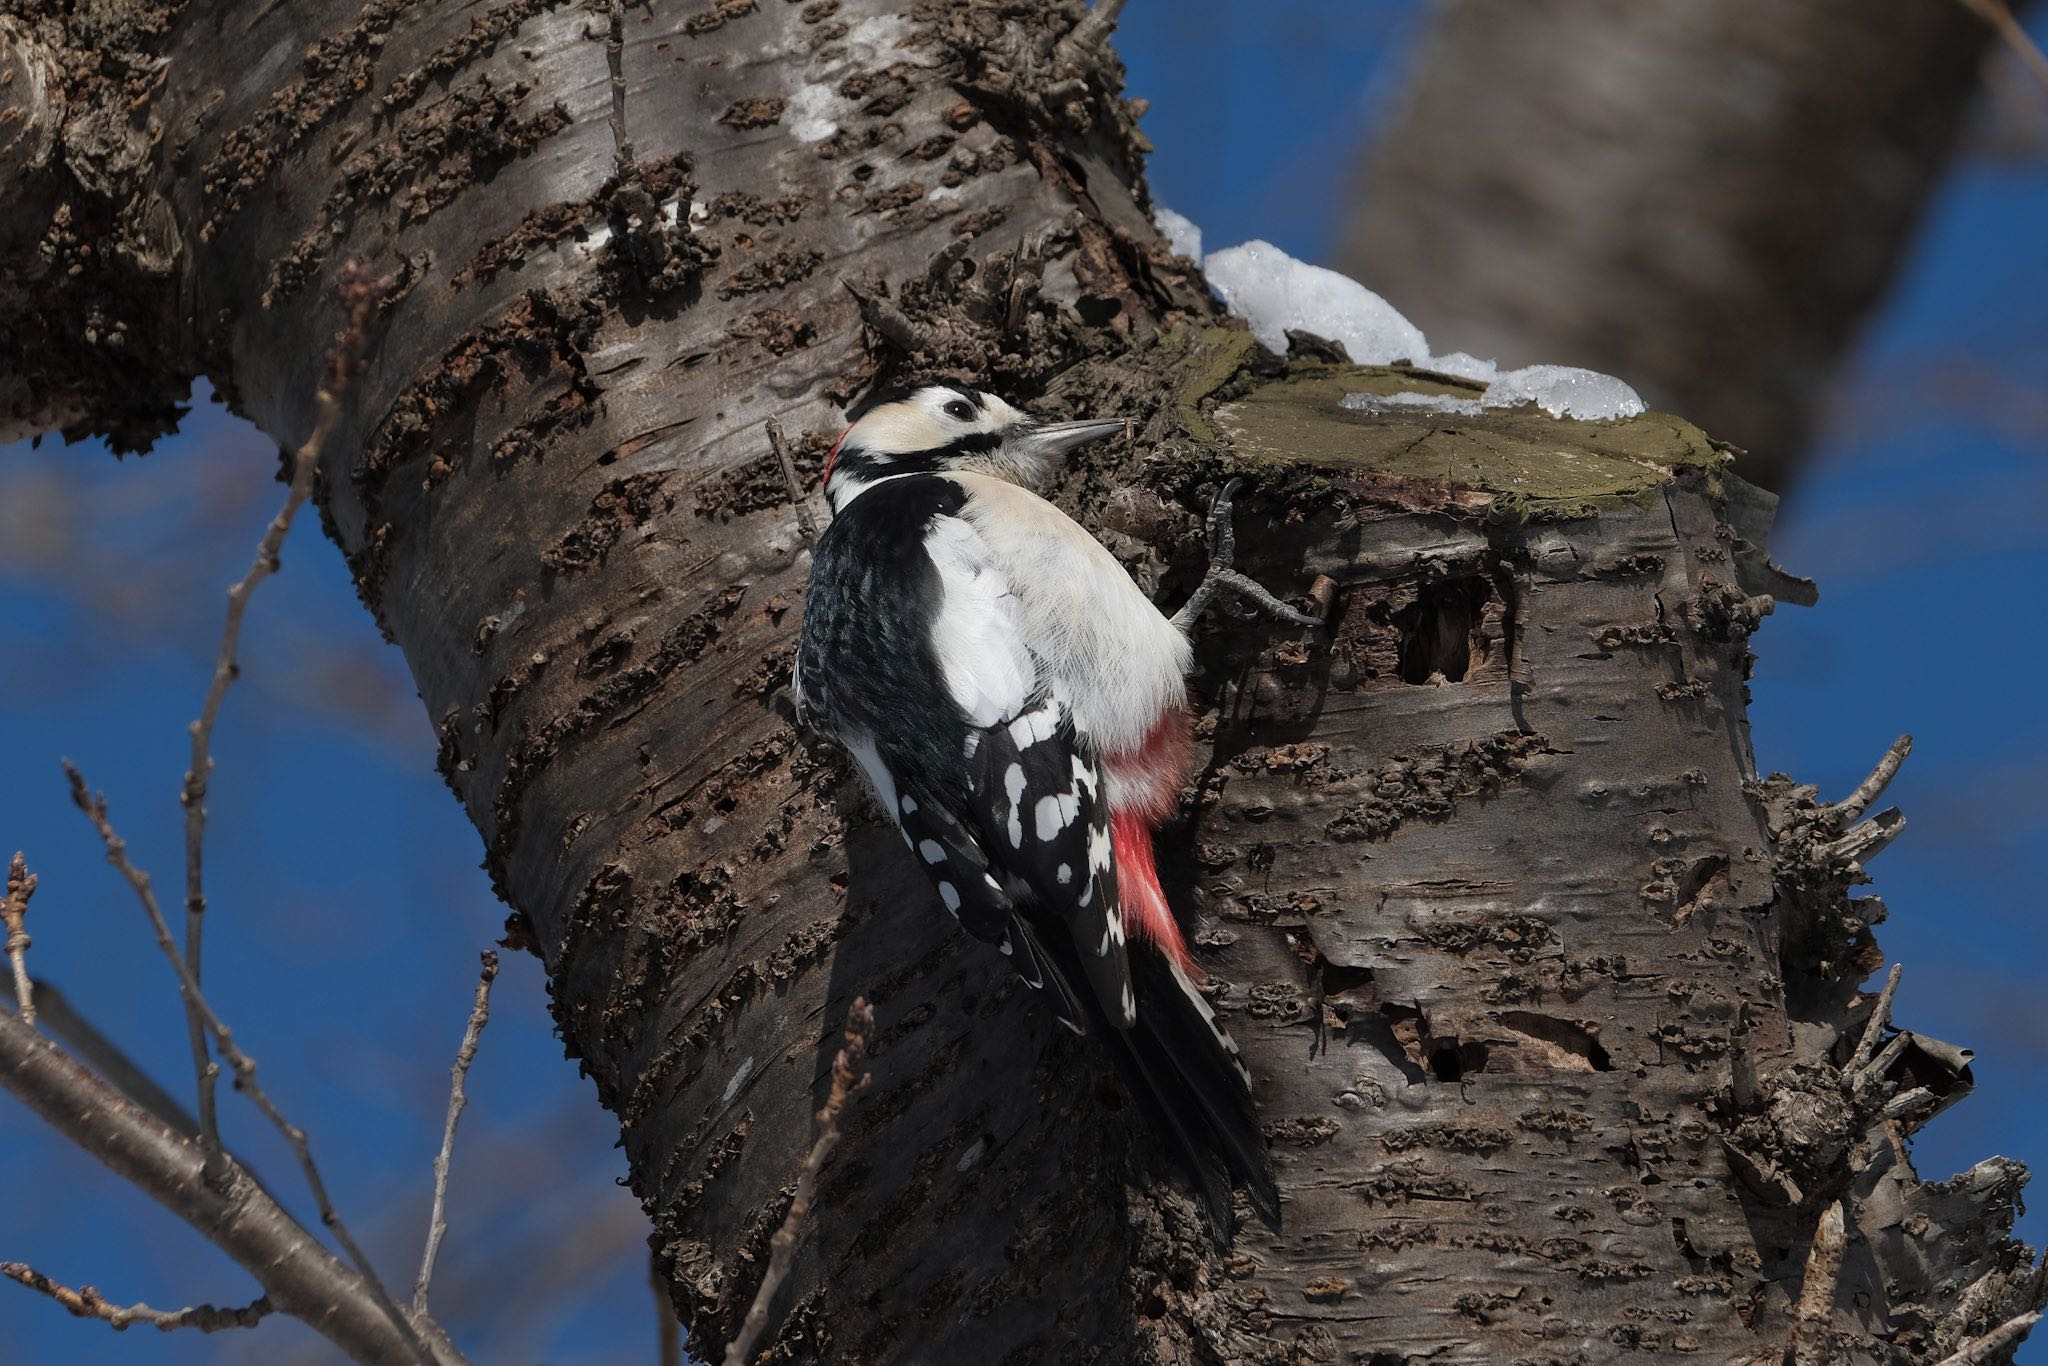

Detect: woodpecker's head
822,385,1128,510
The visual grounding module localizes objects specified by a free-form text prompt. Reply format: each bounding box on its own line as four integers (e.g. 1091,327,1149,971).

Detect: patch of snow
1427,351,1498,384
1205,240,1430,366
1341,365,1645,423
1153,204,1202,264
1341,391,1484,418
786,83,842,143
1206,238,1645,421
1482,364,1645,420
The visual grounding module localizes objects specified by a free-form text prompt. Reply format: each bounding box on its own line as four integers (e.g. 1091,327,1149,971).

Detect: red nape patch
821,423,852,486
1110,809,1201,980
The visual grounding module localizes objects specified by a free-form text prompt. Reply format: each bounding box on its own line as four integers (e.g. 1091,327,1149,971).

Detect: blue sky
1,4,2042,1361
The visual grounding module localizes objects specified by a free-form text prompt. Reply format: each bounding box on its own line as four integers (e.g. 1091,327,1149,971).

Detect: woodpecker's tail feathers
1007,916,1090,1036
1111,946,1281,1241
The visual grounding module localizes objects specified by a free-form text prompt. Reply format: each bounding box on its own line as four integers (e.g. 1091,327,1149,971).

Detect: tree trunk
2,2,2039,1363
1333,0,1999,491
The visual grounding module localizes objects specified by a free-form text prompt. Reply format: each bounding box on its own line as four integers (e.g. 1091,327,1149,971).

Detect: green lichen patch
1210,365,1728,519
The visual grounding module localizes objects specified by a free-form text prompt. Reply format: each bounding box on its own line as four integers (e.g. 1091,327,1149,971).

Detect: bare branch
1826,807,1905,867
178,262,387,1178
1848,963,1903,1075
415,951,500,1317
0,1010,464,1363
723,997,874,1366
841,278,930,353
1055,0,1129,71
31,978,203,1142
1789,1201,1846,1366
1831,734,1912,822
4,852,35,1023
766,417,818,545
3,1261,272,1333
1932,1309,2041,1365
63,763,430,1363
1955,0,2048,99
606,0,636,175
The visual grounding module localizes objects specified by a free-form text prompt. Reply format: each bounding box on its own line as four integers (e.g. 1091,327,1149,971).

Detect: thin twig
3,1261,272,1333
1847,963,1903,1076
766,418,818,544
1932,1309,2042,1365
1956,0,2048,99
1,1011,461,1362
1831,734,1911,822
178,261,388,1181
1789,1201,1846,1366
64,764,429,1364
654,1251,682,1366
840,277,930,352
723,998,874,1366
606,0,636,175
414,951,500,1317
3,852,35,1024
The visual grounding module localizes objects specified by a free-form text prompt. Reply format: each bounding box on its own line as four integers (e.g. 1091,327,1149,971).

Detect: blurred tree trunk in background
1336,0,2003,490
1,1,2042,1363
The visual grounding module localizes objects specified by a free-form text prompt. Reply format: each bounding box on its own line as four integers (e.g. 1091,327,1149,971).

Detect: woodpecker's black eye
943,399,975,421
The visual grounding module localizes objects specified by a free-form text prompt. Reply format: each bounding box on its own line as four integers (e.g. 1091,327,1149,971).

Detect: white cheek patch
855,403,949,455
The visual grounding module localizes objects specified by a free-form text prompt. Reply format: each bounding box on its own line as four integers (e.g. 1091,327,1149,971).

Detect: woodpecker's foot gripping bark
1170,478,1323,633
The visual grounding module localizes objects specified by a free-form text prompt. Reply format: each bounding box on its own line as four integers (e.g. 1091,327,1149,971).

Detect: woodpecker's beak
1016,417,1132,460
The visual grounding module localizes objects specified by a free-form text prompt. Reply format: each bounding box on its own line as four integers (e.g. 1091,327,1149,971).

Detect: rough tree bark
1334,0,2002,491
1,1,2040,1363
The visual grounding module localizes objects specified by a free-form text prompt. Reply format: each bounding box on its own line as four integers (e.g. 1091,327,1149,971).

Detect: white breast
949,475,1190,758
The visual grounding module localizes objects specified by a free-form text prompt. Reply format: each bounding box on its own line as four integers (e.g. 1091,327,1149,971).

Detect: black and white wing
900,514,1135,1029
799,484,1133,1030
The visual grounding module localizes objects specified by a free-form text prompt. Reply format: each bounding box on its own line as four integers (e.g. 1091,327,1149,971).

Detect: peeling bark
1,1,2040,1362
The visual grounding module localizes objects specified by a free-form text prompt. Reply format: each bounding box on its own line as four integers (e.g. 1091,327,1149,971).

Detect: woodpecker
793,384,1315,1237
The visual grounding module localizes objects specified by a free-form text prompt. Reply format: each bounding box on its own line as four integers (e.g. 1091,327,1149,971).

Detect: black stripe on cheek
942,432,1002,456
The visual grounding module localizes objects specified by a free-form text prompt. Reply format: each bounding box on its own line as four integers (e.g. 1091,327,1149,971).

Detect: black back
798,475,974,808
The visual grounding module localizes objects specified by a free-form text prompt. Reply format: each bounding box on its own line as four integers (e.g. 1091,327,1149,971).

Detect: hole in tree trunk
1395,577,1494,683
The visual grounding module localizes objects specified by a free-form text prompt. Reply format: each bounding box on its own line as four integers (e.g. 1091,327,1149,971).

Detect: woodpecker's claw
1170,478,1323,633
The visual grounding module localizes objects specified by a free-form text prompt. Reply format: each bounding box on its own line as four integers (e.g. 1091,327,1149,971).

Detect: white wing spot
1035,793,1078,841
1008,704,1058,749
918,839,947,864
1056,863,1073,885
1089,826,1113,871
901,795,918,814
938,880,961,913
1004,764,1027,847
